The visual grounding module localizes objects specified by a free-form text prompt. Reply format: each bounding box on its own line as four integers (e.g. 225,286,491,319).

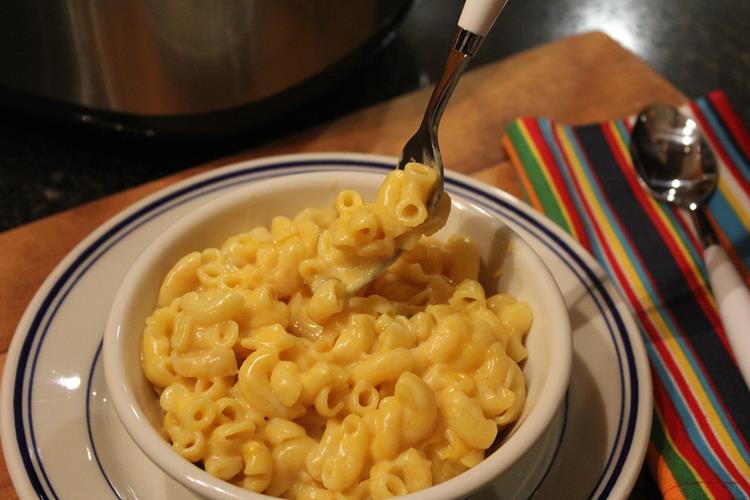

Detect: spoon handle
705,243,750,390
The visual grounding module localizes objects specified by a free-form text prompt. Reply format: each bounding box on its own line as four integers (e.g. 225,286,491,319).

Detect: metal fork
346,0,509,294
398,0,510,214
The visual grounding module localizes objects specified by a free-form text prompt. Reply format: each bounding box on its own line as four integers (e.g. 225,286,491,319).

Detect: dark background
1,0,748,232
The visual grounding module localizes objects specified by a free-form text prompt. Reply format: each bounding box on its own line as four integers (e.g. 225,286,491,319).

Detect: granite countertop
1,0,748,232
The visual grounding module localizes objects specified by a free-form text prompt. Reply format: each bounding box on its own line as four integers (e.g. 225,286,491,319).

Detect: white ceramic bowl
104,169,572,500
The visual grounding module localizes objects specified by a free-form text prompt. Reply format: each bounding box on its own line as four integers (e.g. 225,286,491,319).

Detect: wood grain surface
0,32,685,498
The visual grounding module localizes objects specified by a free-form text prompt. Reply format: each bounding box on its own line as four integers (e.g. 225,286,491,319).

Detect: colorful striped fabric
502,90,750,499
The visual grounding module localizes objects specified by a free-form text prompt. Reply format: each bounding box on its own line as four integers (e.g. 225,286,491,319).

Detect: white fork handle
458,0,509,36
705,244,750,390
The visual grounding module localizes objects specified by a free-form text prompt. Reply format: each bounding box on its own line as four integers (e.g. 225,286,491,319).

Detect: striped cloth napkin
502,90,750,499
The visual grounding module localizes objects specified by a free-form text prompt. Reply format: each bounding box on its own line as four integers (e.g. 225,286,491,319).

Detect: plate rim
0,152,652,499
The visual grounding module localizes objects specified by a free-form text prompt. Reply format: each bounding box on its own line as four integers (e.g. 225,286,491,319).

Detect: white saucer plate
1,153,651,499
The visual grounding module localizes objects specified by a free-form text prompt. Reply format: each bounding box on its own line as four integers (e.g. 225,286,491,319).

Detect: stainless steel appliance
0,1,410,135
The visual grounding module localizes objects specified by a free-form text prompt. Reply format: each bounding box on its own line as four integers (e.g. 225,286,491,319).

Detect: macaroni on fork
142,163,532,499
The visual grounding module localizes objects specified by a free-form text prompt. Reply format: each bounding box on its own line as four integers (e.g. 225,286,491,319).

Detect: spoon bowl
631,104,718,209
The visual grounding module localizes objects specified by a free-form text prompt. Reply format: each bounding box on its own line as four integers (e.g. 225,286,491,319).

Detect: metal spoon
343,0,509,294
631,103,750,389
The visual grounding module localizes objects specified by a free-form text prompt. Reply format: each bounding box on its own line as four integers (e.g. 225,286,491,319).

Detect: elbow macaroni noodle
142,163,532,499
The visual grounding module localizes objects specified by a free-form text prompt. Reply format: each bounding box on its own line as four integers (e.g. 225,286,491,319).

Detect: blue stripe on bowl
85,341,124,499
10,157,641,499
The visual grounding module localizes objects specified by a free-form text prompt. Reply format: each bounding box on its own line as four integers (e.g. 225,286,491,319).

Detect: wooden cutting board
0,32,685,498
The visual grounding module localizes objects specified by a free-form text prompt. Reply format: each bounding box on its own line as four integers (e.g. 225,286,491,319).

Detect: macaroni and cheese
142,163,532,499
